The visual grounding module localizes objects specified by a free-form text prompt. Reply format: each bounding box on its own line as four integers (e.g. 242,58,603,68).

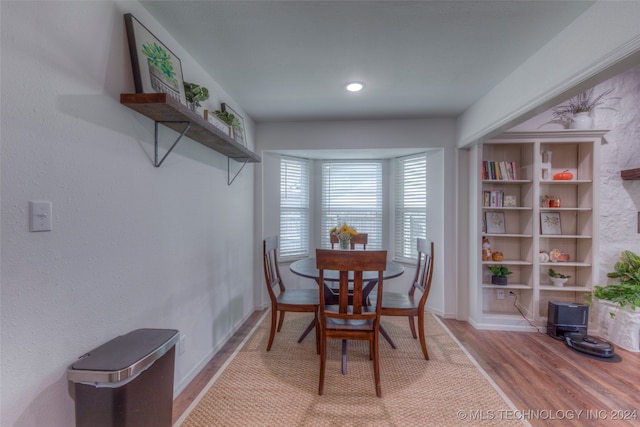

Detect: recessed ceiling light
345,82,365,92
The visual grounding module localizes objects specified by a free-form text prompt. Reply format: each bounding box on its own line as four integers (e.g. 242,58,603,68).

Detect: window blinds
394,153,427,262
280,156,310,258
321,161,383,249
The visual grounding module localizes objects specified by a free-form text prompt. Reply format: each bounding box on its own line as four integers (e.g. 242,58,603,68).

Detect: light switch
30,201,52,232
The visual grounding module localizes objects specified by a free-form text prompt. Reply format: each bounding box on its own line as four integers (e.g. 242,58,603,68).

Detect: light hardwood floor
173,311,640,426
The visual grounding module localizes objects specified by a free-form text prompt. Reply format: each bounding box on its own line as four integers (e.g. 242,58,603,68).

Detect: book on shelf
482,191,518,208
482,161,518,180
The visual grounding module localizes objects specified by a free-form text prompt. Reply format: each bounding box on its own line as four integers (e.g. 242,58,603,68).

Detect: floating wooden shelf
621,168,640,180
120,93,261,163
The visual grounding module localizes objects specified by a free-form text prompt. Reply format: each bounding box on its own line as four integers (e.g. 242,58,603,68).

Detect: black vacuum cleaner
547,301,615,358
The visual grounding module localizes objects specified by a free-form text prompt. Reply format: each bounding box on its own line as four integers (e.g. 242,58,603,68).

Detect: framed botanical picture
485,212,506,234
124,13,186,106
504,195,517,207
221,103,246,147
203,110,233,137
541,212,562,235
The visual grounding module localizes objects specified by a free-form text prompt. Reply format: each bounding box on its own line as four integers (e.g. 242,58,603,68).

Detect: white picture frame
541,212,562,235
485,212,506,234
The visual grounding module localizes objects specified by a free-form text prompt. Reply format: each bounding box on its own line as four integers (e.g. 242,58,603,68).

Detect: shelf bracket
227,157,250,185
154,121,191,167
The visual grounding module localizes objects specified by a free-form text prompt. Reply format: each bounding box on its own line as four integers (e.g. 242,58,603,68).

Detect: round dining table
289,257,404,374
289,257,405,284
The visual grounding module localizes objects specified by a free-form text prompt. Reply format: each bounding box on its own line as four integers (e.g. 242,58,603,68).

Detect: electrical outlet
496,289,504,300
508,291,517,299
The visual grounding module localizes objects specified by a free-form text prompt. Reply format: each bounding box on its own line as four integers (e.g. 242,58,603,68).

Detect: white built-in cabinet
470,130,607,331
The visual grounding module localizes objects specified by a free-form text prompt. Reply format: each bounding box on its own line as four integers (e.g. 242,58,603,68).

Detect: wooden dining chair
373,238,434,360
263,236,319,352
330,233,368,249
316,248,387,397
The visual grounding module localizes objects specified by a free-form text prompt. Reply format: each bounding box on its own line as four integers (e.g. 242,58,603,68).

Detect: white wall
1,2,256,426
510,63,640,290
255,119,457,318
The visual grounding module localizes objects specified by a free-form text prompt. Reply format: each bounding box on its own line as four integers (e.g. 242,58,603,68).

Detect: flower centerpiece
550,88,619,129
330,223,358,250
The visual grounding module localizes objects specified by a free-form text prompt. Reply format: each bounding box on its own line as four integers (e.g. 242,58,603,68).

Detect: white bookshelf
471,130,607,331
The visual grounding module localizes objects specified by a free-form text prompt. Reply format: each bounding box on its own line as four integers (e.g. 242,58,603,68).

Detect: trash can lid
67,328,179,384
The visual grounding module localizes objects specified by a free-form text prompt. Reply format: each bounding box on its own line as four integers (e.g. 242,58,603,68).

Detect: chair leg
315,312,320,355
418,312,429,360
267,308,278,351
319,335,326,395
408,315,417,339
372,333,381,397
277,310,286,332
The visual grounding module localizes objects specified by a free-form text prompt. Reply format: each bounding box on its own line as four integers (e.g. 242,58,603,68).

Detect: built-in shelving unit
470,130,608,331
120,93,260,184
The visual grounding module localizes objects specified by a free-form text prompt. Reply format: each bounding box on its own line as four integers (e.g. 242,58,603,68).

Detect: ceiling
140,1,594,123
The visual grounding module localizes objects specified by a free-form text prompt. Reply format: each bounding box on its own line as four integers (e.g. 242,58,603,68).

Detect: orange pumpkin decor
492,251,504,261
553,170,573,180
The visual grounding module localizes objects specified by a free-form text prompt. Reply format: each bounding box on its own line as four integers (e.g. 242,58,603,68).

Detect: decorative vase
570,112,594,129
596,299,640,352
550,277,568,287
339,237,351,250
491,276,507,286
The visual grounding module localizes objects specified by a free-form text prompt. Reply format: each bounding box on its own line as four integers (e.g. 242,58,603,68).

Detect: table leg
342,339,348,374
379,323,397,349
297,318,315,343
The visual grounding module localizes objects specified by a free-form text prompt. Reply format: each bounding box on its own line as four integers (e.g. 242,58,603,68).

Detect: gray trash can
67,328,179,427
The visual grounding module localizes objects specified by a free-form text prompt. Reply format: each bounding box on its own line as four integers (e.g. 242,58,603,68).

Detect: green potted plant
548,268,571,287
488,265,511,286
183,81,209,111
588,250,640,352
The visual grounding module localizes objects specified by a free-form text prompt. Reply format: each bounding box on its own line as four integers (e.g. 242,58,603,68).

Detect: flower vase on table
339,236,351,250
330,222,358,250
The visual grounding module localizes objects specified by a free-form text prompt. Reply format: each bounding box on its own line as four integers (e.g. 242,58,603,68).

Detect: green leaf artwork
141,42,177,84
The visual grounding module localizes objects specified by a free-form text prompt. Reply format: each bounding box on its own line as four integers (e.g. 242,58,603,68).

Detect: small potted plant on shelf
183,81,209,111
588,250,640,352
488,265,511,286
550,88,619,129
548,268,571,287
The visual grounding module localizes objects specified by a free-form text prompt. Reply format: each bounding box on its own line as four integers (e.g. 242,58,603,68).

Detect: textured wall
512,63,640,287
1,2,256,426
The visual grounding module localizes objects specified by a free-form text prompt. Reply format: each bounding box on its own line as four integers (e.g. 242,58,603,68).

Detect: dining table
289,256,404,373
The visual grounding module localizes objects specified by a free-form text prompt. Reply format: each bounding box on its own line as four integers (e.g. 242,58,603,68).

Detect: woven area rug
176,312,525,426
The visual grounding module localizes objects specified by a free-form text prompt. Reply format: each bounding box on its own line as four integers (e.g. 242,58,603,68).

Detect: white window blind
280,156,310,258
394,153,427,262
321,161,383,249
